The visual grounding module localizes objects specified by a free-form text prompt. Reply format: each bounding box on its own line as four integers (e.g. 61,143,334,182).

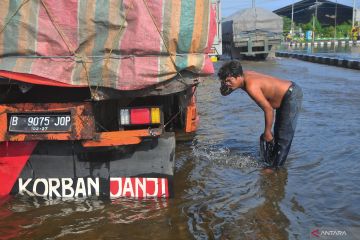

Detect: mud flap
6,133,175,198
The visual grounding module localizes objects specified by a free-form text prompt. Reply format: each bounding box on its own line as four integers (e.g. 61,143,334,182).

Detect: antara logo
311,229,320,238
311,228,348,238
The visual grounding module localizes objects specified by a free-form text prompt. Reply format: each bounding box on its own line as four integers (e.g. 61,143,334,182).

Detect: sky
221,0,358,17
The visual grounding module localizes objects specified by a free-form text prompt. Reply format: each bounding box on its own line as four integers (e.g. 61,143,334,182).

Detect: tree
299,16,322,38
283,17,292,34
336,21,352,38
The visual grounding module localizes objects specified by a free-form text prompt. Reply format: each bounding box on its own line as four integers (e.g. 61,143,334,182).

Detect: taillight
120,109,130,125
131,108,150,124
119,107,162,126
151,108,161,124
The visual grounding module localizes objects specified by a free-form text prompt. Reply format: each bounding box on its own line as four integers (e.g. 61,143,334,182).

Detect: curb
275,52,360,70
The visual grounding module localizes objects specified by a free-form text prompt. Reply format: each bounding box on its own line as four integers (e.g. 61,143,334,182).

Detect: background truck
0,0,216,198
222,7,283,59
209,0,222,62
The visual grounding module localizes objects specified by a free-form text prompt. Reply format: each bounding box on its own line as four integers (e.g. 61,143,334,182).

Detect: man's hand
220,80,234,96
263,131,274,142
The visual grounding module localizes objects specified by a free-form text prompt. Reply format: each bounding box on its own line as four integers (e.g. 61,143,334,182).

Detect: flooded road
1,58,360,239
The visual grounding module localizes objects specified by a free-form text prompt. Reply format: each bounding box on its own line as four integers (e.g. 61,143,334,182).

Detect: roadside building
274,0,352,27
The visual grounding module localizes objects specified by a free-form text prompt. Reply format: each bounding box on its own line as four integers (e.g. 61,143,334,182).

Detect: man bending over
218,60,303,168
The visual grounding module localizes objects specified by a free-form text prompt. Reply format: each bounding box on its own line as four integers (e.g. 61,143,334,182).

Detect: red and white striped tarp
0,0,216,90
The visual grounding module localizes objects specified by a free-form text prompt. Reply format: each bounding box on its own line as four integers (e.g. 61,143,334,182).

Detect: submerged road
0,58,359,239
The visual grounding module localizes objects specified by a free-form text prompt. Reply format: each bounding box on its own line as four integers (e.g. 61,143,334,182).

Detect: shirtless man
218,60,303,167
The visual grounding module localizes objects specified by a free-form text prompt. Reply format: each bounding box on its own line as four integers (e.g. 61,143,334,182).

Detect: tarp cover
223,8,283,35
0,0,216,90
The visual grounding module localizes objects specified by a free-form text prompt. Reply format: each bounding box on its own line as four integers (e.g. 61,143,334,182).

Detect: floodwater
1,58,360,239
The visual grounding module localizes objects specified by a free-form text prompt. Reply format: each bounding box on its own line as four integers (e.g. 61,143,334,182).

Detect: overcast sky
221,0,358,17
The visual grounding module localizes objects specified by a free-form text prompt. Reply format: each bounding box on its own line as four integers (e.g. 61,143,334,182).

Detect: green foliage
283,17,351,38
283,17,292,33
299,16,322,33
335,21,352,38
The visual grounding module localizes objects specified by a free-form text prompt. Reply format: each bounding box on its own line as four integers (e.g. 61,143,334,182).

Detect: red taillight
130,108,150,124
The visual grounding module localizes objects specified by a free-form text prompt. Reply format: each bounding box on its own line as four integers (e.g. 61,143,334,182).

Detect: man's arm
246,86,274,142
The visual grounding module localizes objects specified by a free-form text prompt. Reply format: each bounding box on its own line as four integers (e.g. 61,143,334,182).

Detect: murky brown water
1,58,360,240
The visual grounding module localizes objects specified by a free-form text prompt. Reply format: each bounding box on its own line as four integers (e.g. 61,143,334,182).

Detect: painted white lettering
87,178,99,196
75,178,87,197
48,178,61,198
161,178,166,197
33,178,48,197
18,178,34,196
146,178,158,197
62,178,74,197
135,178,146,198
110,178,122,198
123,178,134,197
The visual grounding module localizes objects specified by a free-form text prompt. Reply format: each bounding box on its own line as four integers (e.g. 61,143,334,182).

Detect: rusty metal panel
0,103,95,141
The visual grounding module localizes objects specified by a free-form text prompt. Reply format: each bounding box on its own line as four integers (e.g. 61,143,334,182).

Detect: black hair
217,60,243,81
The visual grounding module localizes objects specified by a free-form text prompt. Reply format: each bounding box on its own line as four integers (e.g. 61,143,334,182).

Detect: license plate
9,113,72,133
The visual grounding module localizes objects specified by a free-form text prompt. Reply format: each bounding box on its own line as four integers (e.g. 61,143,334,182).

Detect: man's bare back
244,71,292,109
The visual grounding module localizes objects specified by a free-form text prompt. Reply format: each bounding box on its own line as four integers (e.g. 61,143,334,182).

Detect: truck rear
222,7,283,59
0,0,216,198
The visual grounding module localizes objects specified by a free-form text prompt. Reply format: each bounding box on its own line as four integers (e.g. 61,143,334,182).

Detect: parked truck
222,7,283,59
0,0,216,198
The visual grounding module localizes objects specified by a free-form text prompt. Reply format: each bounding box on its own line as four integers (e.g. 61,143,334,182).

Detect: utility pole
334,0,337,40
352,0,356,27
312,0,318,43
291,1,294,36
252,0,255,8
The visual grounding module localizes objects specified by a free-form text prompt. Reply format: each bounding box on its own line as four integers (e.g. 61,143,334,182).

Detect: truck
209,0,222,62
0,0,216,198
222,7,283,60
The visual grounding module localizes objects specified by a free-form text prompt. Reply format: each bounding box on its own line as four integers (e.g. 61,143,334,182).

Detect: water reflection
223,170,289,240
0,196,32,240
0,196,171,240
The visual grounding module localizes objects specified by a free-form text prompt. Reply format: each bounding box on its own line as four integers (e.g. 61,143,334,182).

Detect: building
274,0,353,26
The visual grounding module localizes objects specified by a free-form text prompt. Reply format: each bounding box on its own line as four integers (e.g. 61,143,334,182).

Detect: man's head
217,60,244,96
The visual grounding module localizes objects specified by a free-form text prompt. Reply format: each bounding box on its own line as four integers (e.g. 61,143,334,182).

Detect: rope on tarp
0,0,30,35
0,0,31,88
39,0,97,100
0,0,97,100
0,0,197,97
142,0,190,87
102,0,134,95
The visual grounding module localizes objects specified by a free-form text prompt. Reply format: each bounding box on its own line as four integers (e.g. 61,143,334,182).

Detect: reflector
151,108,161,124
120,109,130,125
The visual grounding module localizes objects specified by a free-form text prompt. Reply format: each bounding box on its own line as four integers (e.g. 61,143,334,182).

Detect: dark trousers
272,82,303,167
